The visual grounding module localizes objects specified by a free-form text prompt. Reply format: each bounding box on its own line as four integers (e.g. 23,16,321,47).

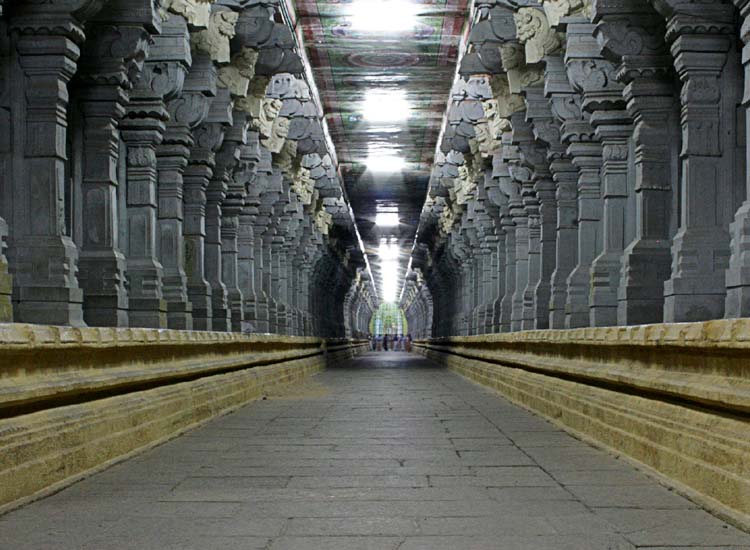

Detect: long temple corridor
2,0,750,546
3,353,748,550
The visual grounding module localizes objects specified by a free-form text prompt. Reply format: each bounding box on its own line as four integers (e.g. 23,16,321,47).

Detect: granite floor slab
1,352,748,550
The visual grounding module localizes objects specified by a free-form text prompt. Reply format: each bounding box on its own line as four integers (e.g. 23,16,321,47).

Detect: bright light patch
367,155,406,173
378,241,400,260
376,213,400,227
362,90,411,123
380,261,400,303
350,0,418,33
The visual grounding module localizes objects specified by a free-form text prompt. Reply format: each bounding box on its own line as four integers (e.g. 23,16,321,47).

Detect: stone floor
1,352,749,550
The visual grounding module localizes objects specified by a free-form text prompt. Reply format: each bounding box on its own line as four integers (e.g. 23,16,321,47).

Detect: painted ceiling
293,0,470,302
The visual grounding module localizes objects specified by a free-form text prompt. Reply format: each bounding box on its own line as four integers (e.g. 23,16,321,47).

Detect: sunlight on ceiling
349,0,419,33
362,90,412,123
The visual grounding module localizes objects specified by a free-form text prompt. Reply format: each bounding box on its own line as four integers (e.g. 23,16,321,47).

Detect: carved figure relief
513,8,561,64
191,8,239,64
218,47,259,96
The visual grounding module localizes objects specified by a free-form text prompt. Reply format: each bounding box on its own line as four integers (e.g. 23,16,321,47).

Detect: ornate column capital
514,7,563,64
191,6,238,64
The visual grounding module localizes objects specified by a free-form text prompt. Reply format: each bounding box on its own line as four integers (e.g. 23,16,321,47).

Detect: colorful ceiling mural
293,0,470,302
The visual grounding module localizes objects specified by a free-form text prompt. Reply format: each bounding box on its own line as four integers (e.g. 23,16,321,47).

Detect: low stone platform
1,352,748,549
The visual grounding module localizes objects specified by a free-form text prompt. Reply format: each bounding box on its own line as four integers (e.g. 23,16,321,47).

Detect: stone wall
0,323,368,513
415,318,750,530
403,0,750,339
0,0,376,337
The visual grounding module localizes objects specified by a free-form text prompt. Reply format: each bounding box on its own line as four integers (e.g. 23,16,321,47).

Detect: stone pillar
594,2,677,326
545,56,581,329
74,17,154,327
204,102,240,332
251,209,271,333
514,109,550,331
565,22,609,329
0,217,11,322
184,89,231,331
235,135,260,333
726,0,750,317
6,5,94,326
528,87,565,330
509,165,530,333
660,3,741,321
590,111,633,327
498,167,517,332
120,15,190,328
221,169,246,333
156,68,213,330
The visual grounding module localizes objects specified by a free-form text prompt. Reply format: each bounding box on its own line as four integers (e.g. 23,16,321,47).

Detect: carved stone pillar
120,14,190,329
565,23,606,328
221,169,246,333
509,167,530,332
529,83,566,330
726,0,750,317
658,2,741,322
156,49,216,330
545,56,581,329
74,13,154,327
271,232,287,333
0,217,11,322
563,17,634,328
514,108,550,331
594,1,677,325
6,3,101,326
497,161,517,332
590,111,633,326
184,89,231,331
235,133,260,333
204,102,240,332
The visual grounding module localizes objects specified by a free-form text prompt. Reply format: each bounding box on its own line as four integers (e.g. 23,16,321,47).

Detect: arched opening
369,302,407,336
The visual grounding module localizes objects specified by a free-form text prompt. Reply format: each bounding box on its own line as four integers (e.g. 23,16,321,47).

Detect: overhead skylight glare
378,241,400,259
380,261,401,303
376,213,400,227
362,90,411,123
367,154,406,173
350,0,418,33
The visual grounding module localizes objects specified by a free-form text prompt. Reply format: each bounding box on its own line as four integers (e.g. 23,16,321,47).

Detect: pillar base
565,266,590,329
79,253,129,328
549,272,569,329
590,253,621,328
188,284,213,331
618,239,671,326
0,270,12,323
13,286,86,327
725,202,750,318
664,230,729,323
166,300,193,330
129,298,168,329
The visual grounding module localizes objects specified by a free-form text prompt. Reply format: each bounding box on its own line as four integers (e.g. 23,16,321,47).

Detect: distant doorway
370,303,407,337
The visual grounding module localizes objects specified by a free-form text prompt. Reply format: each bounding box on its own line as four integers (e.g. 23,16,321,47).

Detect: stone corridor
1,352,748,550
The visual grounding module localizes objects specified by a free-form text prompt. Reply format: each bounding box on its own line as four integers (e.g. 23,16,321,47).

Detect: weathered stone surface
0,324,367,511
416,317,750,529
1,352,748,548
